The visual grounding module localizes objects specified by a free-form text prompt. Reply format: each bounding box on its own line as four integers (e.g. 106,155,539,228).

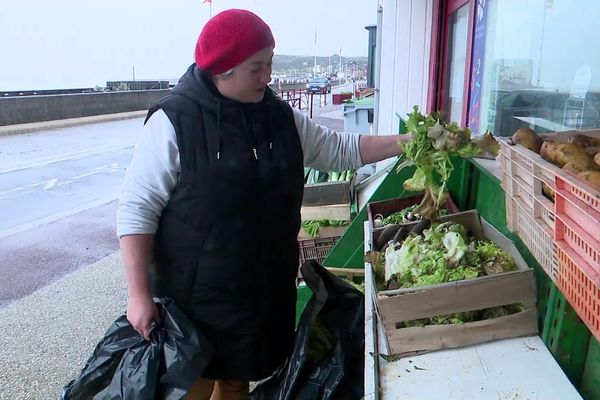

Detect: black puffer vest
147,65,304,381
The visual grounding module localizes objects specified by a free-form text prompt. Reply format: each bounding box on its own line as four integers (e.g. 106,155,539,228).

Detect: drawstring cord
216,97,274,161
216,100,222,160
240,110,259,160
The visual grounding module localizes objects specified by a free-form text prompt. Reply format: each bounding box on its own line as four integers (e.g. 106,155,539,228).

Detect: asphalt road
0,117,143,308
0,149,130,233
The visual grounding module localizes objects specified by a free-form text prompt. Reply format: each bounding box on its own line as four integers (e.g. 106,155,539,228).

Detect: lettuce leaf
443,231,467,265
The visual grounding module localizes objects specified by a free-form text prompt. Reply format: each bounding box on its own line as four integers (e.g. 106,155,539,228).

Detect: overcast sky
0,0,377,91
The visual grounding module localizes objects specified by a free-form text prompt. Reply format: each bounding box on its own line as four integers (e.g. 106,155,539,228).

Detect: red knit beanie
195,9,275,74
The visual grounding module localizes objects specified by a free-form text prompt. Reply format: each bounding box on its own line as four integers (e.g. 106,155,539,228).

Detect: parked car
306,77,331,94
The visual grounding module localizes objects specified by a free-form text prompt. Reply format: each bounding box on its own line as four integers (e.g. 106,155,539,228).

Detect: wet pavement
0,201,118,309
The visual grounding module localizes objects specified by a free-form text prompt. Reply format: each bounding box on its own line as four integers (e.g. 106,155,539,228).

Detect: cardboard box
373,210,538,357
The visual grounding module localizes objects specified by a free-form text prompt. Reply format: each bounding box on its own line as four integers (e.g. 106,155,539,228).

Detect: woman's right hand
127,294,161,340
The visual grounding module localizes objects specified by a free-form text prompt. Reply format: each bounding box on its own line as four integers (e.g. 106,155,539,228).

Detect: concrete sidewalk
0,252,126,399
306,101,345,132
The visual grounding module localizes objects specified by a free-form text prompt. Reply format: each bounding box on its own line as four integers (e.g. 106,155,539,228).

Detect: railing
278,89,329,118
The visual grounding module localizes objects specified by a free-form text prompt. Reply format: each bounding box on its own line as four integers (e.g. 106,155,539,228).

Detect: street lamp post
313,24,318,77
339,49,342,83
345,58,348,84
312,24,337,78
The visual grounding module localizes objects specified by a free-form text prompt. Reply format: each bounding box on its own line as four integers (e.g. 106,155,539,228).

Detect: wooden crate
367,193,460,230
374,210,538,357
301,181,352,221
368,194,461,252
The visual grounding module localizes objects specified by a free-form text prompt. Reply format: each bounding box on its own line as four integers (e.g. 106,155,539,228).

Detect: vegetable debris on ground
397,106,499,220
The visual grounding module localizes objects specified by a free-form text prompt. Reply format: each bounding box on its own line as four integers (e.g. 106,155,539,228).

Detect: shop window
472,0,600,136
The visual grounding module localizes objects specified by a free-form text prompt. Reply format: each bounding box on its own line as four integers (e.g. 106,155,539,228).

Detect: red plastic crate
556,242,600,341
555,175,600,243
555,213,600,277
499,134,600,339
556,174,600,213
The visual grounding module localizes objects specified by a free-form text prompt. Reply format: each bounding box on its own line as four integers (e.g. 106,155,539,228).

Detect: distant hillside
273,54,367,78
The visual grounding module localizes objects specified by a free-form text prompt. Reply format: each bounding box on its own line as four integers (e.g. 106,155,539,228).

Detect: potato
542,183,555,201
578,170,600,191
511,127,543,154
563,162,584,174
569,134,600,156
540,141,595,170
594,153,600,169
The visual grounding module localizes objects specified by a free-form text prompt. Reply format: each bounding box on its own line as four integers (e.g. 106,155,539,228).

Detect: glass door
444,5,469,124
439,1,472,125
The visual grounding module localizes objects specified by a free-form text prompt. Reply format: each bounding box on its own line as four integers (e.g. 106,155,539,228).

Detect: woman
117,9,406,400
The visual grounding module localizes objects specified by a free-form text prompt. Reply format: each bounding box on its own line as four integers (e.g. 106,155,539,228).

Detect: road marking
56,180,75,187
28,181,47,188
44,178,58,190
0,186,25,194
0,144,134,175
0,163,126,196
0,186,30,200
71,170,105,180
0,196,118,240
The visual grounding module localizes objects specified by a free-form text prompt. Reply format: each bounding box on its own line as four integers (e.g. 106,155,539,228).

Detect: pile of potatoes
510,127,600,194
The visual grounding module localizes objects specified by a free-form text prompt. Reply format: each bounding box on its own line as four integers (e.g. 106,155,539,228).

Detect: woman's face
214,47,274,103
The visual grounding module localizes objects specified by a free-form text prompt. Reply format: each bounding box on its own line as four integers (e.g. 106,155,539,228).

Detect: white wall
356,0,434,205
375,0,433,156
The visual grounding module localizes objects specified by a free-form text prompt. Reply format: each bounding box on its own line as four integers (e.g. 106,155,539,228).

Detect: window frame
429,0,476,127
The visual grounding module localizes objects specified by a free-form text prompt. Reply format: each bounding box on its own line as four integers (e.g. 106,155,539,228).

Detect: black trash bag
250,260,364,400
62,297,212,400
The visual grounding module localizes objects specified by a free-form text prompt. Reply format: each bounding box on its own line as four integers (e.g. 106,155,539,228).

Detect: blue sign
468,0,488,135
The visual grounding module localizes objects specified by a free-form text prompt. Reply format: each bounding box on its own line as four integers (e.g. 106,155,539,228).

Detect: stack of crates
298,236,341,266
498,138,560,282
499,134,600,340
554,174,600,336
